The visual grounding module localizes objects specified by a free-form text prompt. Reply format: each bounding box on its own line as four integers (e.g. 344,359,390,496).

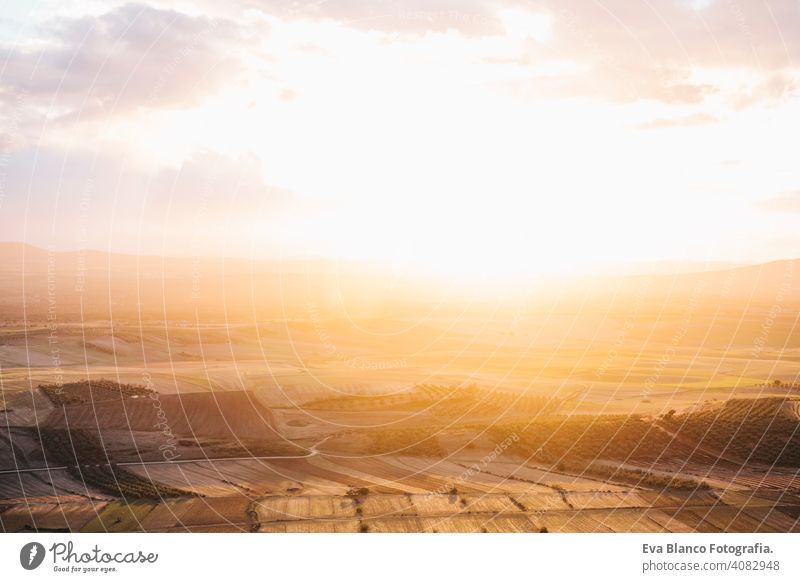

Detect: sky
0,0,799,279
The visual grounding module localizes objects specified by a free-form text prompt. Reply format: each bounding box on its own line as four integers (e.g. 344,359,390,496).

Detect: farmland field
1,248,799,532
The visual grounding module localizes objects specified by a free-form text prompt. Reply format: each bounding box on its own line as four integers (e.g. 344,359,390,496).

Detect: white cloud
497,9,552,43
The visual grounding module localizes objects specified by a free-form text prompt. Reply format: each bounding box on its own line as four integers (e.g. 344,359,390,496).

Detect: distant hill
0,243,797,320
0,242,433,319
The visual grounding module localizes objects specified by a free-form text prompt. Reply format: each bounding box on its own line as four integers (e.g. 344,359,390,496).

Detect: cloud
545,0,800,67
147,150,292,218
4,0,798,125
0,4,247,122
0,146,292,254
515,0,800,105
638,112,719,129
249,0,793,107
246,0,800,68
529,62,720,105
759,191,800,213
732,73,799,110
247,0,503,36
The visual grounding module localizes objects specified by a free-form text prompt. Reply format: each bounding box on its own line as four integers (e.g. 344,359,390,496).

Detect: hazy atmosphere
1,1,799,536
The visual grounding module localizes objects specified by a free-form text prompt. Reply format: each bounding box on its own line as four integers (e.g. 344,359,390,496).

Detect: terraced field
9,490,779,534
2,313,800,533
249,490,800,533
